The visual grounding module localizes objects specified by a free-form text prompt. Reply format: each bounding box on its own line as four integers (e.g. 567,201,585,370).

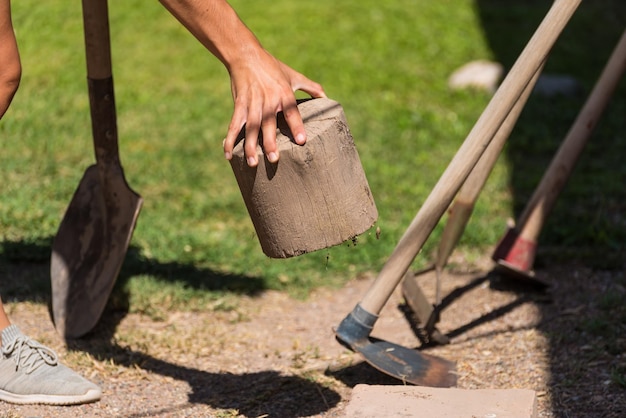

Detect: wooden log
230,98,378,258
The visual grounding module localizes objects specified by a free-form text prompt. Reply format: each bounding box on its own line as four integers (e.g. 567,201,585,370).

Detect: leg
0,0,21,119
0,299,10,334
0,0,101,407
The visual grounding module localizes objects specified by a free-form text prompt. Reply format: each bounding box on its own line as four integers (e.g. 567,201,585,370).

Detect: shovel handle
359,0,581,315
434,63,544,270
82,0,120,167
82,0,112,79
455,63,543,205
516,29,626,242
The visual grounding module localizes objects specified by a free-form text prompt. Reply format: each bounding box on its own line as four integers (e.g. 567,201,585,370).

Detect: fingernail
268,152,278,163
224,151,232,160
247,156,257,167
296,133,305,144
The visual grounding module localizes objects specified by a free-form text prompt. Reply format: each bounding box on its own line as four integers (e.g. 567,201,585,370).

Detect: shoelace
2,336,58,374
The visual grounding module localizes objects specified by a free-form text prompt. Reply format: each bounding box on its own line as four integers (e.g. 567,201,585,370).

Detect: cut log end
230,98,378,258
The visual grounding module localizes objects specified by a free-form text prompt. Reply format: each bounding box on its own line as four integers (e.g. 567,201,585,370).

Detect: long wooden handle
516,29,626,242
360,0,581,315
434,63,544,269
456,65,543,204
82,0,112,79
82,0,120,167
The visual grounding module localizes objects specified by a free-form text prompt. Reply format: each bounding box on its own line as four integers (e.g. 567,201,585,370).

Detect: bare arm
0,0,21,119
159,0,326,166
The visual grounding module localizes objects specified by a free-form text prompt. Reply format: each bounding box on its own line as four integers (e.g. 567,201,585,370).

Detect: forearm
159,0,326,167
158,0,263,72
0,80,19,119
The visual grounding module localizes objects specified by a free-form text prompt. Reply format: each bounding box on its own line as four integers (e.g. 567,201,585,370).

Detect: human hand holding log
230,98,377,258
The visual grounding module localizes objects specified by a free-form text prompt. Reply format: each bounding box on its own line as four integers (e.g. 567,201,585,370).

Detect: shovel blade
494,260,549,289
51,165,142,339
352,337,457,387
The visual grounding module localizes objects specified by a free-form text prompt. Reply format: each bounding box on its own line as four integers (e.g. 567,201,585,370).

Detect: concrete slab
344,385,537,418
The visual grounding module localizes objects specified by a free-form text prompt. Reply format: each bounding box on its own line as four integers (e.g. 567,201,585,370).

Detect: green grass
1,1,625,312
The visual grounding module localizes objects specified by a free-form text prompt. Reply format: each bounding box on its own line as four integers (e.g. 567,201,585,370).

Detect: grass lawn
1,0,624,315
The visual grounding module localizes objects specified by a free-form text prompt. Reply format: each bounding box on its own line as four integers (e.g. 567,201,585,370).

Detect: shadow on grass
0,237,267,331
0,237,266,294
117,244,267,295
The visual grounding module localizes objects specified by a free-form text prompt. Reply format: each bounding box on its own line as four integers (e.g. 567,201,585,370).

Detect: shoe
0,325,102,405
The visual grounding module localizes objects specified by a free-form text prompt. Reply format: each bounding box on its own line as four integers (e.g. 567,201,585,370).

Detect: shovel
50,0,142,339
492,28,626,278
335,0,581,387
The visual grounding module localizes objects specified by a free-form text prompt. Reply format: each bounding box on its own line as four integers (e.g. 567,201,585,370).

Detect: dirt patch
2,260,625,417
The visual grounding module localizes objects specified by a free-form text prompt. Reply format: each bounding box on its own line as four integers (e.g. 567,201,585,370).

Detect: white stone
448,60,504,93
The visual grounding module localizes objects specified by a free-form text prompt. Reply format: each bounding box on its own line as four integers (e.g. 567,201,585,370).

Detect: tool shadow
400,271,549,347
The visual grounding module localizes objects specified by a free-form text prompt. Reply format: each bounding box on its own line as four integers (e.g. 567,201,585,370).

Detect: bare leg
1,0,21,341
0,0,22,119
0,298,12,345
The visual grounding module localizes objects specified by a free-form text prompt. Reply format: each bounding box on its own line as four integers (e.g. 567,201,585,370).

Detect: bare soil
2,258,625,417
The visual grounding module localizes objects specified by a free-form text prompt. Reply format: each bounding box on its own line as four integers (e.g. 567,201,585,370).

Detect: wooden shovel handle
434,63,544,269
360,0,581,315
456,64,543,205
82,0,120,167
516,29,626,242
82,0,112,79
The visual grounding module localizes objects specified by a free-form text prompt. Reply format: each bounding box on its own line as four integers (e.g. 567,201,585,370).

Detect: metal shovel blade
51,164,142,339
336,304,456,387
351,337,457,387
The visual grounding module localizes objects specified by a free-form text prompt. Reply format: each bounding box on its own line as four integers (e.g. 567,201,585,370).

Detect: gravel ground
2,260,625,417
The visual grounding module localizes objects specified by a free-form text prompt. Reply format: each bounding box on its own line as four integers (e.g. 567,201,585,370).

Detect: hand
223,50,326,167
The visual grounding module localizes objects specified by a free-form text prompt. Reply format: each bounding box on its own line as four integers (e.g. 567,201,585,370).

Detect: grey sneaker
0,325,101,405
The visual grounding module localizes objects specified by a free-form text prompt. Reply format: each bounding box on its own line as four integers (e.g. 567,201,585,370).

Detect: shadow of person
67,335,340,418
2,238,341,416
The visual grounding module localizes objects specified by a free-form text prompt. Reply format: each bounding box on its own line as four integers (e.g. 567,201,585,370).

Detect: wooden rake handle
433,62,545,269
360,0,582,315
515,29,626,243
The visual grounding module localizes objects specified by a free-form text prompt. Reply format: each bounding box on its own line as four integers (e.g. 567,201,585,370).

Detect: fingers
261,113,279,163
279,62,327,99
223,60,326,167
224,97,312,166
282,99,306,145
243,112,261,167
223,98,247,162
278,69,327,147
224,98,280,168
295,79,327,100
